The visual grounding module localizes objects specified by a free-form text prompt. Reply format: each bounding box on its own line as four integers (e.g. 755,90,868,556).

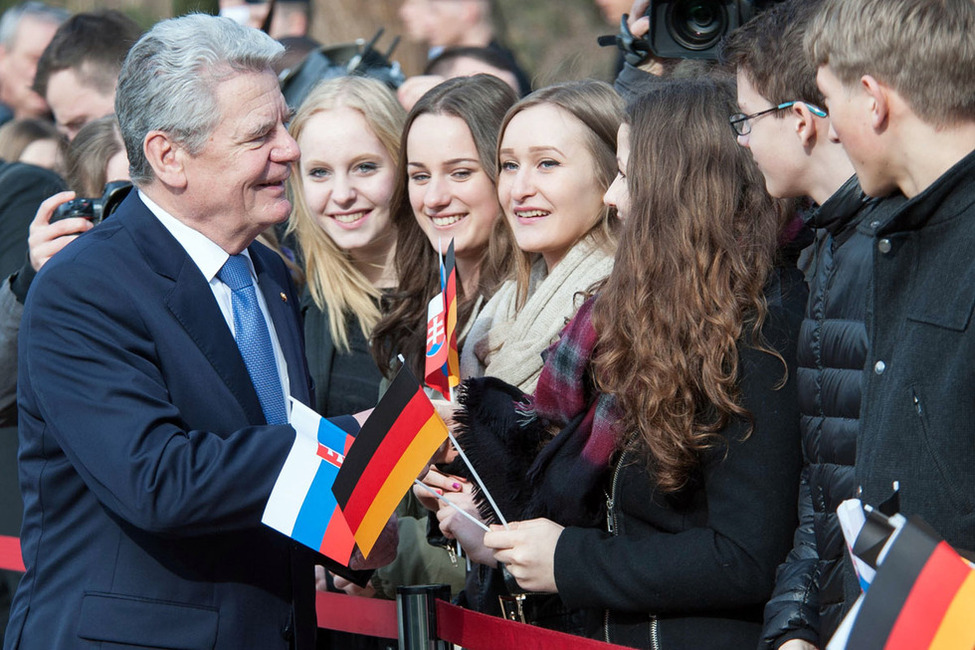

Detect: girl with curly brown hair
470,76,806,648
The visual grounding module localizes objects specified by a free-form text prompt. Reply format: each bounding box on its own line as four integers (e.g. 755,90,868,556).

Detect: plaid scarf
455,296,621,528
523,296,620,526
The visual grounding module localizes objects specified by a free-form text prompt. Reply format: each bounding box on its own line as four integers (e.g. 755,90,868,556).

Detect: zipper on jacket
912,388,923,417
911,386,929,441
603,449,627,644
650,615,660,650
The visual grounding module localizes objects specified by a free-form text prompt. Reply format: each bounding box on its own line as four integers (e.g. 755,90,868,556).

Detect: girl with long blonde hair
287,76,405,416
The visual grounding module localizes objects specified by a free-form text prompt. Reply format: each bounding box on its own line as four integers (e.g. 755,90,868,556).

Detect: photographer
1,115,129,425
0,118,129,636
606,0,728,99
0,125,127,403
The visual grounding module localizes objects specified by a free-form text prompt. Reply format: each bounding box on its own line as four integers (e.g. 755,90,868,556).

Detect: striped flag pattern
844,515,975,649
262,399,357,564
331,366,448,558
424,239,458,399
442,240,459,388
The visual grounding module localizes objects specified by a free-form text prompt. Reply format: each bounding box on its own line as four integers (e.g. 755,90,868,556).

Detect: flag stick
446,430,509,530
413,479,489,532
438,237,444,288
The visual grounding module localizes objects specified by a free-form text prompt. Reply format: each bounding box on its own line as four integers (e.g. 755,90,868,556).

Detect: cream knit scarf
459,238,614,393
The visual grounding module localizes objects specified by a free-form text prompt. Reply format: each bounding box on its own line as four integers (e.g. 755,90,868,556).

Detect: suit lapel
120,193,266,425
166,266,266,424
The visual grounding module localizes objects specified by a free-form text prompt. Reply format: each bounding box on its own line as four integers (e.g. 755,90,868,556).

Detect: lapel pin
280,292,288,303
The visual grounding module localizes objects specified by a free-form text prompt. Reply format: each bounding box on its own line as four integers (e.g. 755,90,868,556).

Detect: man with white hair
5,14,377,650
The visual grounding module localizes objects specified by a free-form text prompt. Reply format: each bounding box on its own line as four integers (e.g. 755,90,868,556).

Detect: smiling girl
460,81,623,392
372,74,517,382
287,76,405,416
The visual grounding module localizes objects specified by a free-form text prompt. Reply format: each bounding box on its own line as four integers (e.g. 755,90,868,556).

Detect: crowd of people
0,0,973,649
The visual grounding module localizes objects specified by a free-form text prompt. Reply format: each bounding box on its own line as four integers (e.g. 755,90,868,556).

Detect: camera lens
667,0,728,51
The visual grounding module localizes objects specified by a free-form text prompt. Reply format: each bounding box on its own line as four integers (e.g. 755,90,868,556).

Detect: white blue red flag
425,289,450,399
262,398,357,564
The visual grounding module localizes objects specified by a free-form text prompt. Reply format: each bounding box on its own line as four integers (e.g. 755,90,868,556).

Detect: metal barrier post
396,584,450,650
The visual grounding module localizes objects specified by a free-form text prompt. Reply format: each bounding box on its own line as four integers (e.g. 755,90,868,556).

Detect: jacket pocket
905,268,975,331
78,592,218,649
910,385,975,513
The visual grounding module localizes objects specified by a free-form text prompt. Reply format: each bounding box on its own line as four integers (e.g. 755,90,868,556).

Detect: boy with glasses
806,0,975,579
723,1,902,648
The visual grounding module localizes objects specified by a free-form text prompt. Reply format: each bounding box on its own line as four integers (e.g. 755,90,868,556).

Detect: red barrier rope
0,534,24,572
3,534,629,649
435,599,626,649
315,590,397,639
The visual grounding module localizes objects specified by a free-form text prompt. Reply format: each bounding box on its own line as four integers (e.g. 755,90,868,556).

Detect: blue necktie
218,254,288,425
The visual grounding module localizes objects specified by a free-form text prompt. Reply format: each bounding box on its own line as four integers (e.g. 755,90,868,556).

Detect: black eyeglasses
729,101,828,136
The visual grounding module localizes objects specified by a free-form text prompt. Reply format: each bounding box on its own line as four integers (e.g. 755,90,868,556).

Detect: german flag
442,239,460,388
846,515,975,649
331,366,448,557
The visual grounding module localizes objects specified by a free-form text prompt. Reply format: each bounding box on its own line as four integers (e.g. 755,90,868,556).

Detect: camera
51,180,133,226
644,0,756,59
599,0,764,62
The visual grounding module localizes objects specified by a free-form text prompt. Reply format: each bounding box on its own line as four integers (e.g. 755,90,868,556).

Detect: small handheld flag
442,240,459,389
424,239,459,399
331,365,448,557
424,291,449,399
828,508,975,650
262,399,357,564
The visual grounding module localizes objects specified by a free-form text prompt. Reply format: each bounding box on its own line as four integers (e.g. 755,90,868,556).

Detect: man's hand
348,514,398,570
332,573,377,598
627,0,651,37
483,518,564,593
314,565,377,597
28,191,93,271
625,0,671,76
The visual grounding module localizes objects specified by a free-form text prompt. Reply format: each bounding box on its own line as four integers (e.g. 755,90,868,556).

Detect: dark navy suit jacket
6,193,329,649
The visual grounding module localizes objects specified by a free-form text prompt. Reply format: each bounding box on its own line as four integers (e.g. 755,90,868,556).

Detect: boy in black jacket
807,0,975,615
723,2,902,648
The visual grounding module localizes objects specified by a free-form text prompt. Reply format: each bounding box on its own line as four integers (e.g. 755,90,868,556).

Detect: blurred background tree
0,0,616,84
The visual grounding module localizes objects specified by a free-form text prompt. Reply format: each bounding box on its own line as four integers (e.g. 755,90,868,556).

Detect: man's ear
144,131,187,189
792,102,820,148
860,74,890,132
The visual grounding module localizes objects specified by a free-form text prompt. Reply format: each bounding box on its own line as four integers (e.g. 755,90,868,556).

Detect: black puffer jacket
761,177,900,648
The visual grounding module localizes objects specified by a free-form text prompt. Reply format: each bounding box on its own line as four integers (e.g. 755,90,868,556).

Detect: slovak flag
424,239,458,400
262,398,357,564
425,290,450,399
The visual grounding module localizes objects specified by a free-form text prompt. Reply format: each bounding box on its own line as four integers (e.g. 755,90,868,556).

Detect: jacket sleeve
553,313,803,614
760,464,823,649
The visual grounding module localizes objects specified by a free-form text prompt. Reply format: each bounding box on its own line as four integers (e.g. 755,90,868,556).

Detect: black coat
555,264,807,649
0,162,66,281
857,149,975,555
300,292,383,418
761,178,901,648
